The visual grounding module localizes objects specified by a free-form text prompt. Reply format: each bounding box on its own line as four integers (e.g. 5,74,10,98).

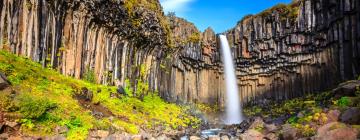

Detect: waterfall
219,35,243,124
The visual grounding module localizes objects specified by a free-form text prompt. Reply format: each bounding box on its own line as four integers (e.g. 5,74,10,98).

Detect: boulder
131,135,142,140
189,136,201,140
327,110,341,122
89,130,109,139
249,117,265,130
220,135,229,140
280,124,299,140
117,86,126,95
264,133,278,140
156,134,171,140
239,129,264,140
106,133,131,140
139,131,153,140
0,73,9,90
208,135,220,140
315,122,358,140
264,124,278,133
340,107,360,124
5,121,18,128
332,80,360,97
54,126,68,134
0,133,9,139
81,87,93,101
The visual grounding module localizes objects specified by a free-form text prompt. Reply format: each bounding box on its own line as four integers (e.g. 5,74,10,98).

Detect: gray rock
81,87,93,101
0,73,9,90
264,124,278,133
106,133,131,140
54,126,69,134
45,135,66,140
189,136,201,140
239,129,264,140
90,130,110,139
131,135,142,140
249,117,265,130
220,135,229,140
5,121,18,128
0,133,9,139
280,124,299,140
332,80,360,97
265,133,278,140
340,107,360,124
315,122,358,140
327,110,341,122
209,135,220,140
156,134,170,140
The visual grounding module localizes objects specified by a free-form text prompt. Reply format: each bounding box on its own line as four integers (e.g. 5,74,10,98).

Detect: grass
0,50,200,139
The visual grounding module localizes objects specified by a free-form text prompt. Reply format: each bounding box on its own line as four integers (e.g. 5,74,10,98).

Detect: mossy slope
0,50,199,139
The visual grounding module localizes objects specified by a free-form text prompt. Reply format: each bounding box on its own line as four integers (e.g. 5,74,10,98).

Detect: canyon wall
0,0,169,91
162,0,360,107
1,0,359,107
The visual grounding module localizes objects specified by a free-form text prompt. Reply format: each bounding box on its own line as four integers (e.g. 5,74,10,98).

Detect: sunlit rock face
161,0,360,107
0,0,168,89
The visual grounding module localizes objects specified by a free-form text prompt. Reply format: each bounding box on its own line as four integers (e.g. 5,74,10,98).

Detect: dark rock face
159,0,360,107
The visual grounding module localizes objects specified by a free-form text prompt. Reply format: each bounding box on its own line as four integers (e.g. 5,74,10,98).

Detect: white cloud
160,0,195,16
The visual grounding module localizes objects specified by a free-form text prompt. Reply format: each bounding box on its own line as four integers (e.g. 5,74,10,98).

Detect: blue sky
160,0,292,33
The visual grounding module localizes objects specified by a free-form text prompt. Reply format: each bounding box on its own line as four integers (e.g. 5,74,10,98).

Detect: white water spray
219,35,243,124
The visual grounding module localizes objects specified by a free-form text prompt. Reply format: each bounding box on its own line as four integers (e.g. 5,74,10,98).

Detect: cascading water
219,35,243,124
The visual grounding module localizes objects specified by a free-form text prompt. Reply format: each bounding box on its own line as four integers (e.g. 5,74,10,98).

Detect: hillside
0,50,199,139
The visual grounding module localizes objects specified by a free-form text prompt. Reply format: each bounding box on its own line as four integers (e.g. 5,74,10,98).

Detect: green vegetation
333,97,351,108
25,0,32,10
123,0,174,48
194,103,219,113
82,68,96,84
187,32,201,43
237,0,301,25
0,50,200,139
245,85,360,137
257,2,300,21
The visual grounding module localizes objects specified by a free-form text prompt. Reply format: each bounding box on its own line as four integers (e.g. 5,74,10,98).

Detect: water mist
219,35,243,124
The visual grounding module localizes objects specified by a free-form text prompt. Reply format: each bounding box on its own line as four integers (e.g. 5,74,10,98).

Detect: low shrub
333,97,351,107
16,94,57,119
83,69,96,84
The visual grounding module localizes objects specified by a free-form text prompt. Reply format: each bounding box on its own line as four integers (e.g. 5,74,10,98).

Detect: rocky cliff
0,0,169,90
161,0,360,107
1,0,359,108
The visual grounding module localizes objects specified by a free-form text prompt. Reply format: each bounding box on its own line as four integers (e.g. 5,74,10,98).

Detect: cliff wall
162,0,360,107
1,0,359,108
0,0,169,91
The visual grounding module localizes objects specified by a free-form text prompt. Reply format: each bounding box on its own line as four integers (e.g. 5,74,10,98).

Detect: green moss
187,32,201,43
0,50,199,138
16,94,57,119
114,120,139,134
